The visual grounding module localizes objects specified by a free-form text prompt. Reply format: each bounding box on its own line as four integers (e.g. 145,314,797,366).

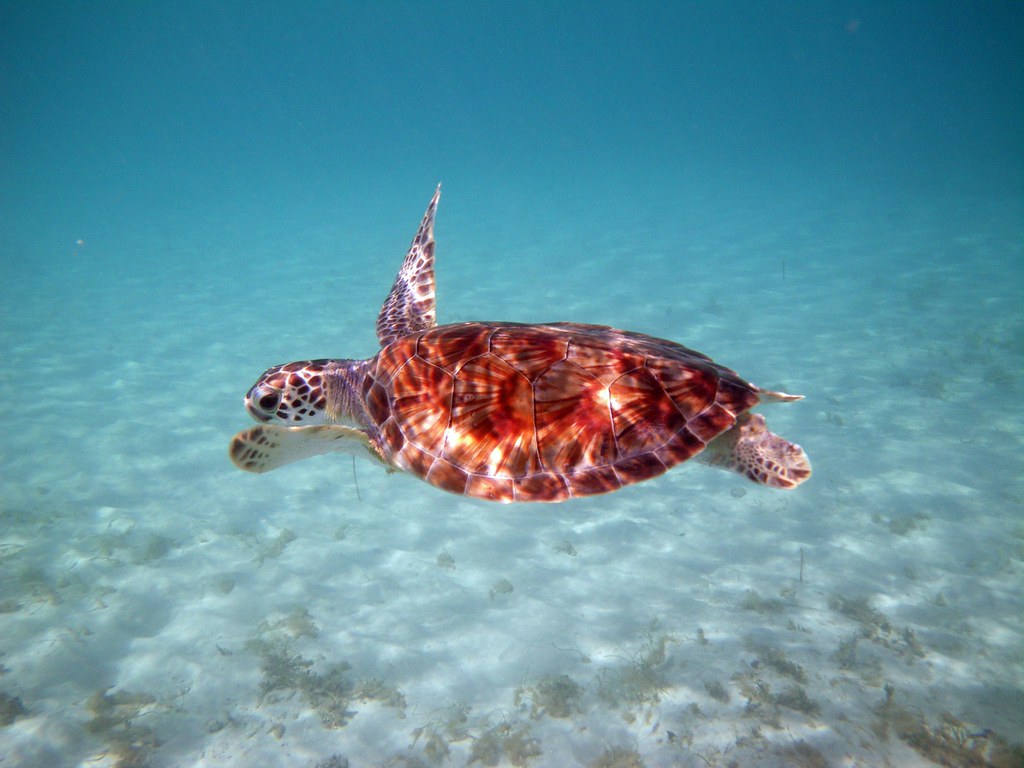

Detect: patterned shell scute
416,323,493,371
371,321,760,502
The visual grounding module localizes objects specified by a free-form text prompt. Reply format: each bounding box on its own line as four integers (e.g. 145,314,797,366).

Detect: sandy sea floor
0,187,1021,767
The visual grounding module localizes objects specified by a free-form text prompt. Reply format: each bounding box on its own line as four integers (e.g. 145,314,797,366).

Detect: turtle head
244,360,332,425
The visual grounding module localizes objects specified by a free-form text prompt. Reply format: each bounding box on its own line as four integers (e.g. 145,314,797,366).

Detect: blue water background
3,2,1020,276
1,2,1022,766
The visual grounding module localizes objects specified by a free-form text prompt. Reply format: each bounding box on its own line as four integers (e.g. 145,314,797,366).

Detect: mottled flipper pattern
698,412,811,489
230,424,384,473
376,185,440,346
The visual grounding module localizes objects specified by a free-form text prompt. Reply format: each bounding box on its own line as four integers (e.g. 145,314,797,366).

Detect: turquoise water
1,3,1022,766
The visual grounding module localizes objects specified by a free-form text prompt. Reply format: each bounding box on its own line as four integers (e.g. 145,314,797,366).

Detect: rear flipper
229,424,386,473
699,412,811,489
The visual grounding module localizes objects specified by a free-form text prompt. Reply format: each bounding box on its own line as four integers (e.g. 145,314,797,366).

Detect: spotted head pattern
244,360,331,424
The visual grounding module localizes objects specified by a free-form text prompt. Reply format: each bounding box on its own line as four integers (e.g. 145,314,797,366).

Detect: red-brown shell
360,321,760,502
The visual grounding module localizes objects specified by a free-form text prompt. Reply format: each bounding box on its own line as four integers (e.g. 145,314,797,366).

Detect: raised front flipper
376,185,441,347
229,424,386,473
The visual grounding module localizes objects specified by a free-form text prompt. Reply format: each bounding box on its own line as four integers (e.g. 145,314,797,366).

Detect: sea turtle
229,186,811,502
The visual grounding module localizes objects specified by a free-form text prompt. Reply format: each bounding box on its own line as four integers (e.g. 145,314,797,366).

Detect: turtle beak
244,385,279,423
246,404,273,423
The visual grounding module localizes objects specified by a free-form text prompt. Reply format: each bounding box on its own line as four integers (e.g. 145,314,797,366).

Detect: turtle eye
257,392,280,412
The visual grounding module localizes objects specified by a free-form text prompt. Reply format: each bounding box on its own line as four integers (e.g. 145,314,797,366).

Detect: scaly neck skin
323,359,373,428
